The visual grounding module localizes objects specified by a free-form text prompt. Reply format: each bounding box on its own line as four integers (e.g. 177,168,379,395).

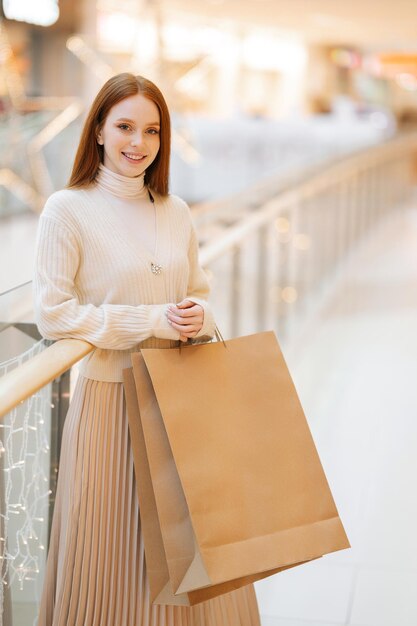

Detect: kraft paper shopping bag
123,364,307,606
125,330,350,602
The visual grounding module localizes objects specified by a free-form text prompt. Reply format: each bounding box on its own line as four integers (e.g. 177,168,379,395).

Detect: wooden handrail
199,132,417,265
0,339,94,418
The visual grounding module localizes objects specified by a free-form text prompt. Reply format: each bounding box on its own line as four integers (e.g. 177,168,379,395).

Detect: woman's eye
148,128,159,134
118,124,131,131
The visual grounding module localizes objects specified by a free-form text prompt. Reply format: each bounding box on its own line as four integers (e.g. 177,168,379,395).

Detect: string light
0,339,53,621
281,286,298,304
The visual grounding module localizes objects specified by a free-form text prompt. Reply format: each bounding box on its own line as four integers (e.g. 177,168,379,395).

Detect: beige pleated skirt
37,374,261,626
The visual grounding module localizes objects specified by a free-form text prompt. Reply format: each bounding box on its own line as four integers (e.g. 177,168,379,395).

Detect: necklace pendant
151,262,162,275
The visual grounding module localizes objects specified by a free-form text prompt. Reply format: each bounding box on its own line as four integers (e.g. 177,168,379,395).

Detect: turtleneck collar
95,162,148,199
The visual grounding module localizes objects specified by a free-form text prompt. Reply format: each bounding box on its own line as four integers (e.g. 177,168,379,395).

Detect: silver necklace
147,189,163,275
98,185,163,275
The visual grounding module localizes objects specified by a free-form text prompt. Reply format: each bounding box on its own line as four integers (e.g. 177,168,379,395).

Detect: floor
254,204,417,626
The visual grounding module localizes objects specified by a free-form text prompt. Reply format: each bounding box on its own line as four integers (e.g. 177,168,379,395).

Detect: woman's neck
94,162,148,199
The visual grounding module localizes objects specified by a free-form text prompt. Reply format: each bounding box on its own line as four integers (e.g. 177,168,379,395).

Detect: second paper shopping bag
127,330,350,600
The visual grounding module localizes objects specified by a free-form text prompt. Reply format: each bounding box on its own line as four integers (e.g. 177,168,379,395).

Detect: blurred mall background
1,1,417,625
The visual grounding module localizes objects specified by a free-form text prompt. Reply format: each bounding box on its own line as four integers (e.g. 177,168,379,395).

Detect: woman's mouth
122,152,147,164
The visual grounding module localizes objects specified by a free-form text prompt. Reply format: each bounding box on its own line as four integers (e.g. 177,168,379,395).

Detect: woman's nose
130,132,146,147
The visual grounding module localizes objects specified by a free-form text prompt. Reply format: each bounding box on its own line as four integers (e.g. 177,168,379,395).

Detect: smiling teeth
123,153,145,160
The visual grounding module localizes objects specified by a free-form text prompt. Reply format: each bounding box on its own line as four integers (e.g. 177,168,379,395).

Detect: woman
33,72,261,625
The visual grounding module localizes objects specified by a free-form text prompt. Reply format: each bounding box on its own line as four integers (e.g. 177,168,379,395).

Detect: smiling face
96,93,161,177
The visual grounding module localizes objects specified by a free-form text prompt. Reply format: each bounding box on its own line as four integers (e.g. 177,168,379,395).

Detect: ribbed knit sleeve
33,216,180,349
184,220,216,339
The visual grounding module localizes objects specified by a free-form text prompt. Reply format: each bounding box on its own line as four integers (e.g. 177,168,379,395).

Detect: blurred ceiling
6,0,417,50
160,0,417,48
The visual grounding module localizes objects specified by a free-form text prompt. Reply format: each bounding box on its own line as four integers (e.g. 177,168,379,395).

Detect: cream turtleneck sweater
32,163,216,382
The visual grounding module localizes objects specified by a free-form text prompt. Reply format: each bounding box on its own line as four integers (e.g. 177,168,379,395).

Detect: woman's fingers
168,304,201,317
175,299,198,310
167,313,201,325
167,303,204,336
167,307,203,325
168,319,199,334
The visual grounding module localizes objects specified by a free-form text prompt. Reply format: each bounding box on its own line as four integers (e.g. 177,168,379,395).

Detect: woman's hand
166,299,204,342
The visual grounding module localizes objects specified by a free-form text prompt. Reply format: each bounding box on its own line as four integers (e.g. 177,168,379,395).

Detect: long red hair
67,73,171,195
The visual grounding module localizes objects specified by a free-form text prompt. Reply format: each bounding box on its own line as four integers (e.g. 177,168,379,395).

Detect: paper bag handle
213,324,226,346
177,324,226,352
